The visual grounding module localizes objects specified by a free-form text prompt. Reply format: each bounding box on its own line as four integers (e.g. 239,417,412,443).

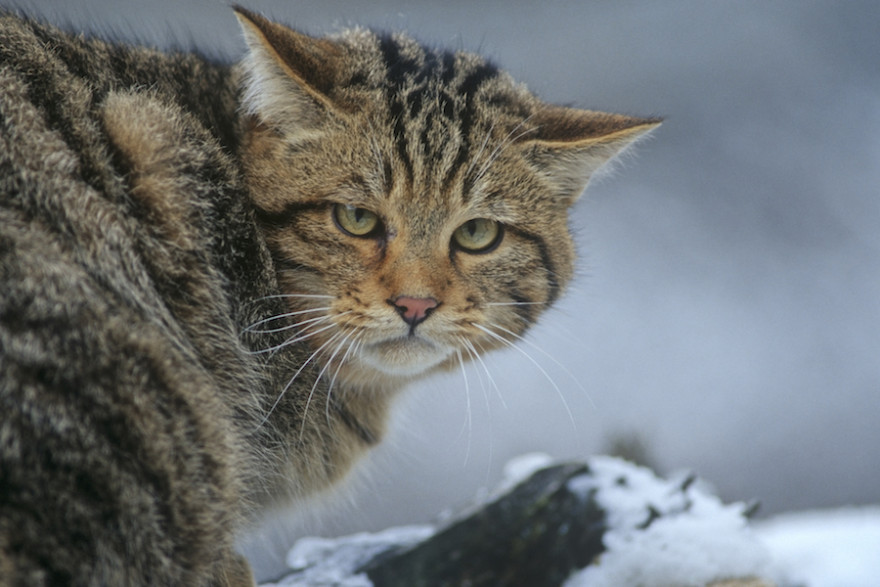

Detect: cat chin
357,336,453,378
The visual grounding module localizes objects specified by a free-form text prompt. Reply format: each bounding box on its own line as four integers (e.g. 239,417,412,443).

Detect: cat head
234,7,659,389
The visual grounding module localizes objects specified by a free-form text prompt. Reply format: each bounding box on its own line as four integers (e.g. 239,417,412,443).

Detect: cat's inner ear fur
234,6,344,133
523,107,661,203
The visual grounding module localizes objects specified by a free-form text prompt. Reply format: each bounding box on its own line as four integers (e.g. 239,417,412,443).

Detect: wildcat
0,5,658,585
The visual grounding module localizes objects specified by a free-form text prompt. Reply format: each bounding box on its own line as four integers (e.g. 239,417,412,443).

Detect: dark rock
359,463,605,587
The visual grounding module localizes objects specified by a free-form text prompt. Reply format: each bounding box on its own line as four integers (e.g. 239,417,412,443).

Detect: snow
498,452,556,492
564,457,777,587
265,525,434,586
755,507,880,587
263,455,880,587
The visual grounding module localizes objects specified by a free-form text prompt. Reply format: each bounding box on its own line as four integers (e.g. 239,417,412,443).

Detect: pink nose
390,296,439,328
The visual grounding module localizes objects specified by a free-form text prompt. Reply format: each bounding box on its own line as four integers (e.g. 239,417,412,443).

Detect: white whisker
471,322,578,432
457,337,490,415
257,328,344,430
454,348,473,466
248,310,352,360
458,338,499,486
465,118,496,179
472,114,537,184
243,307,332,334
301,327,359,440
483,301,549,307
246,293,334,306
323,328,363,425
487,322,595,409
247,319,339,355
460,335,506,410
327,331,357,389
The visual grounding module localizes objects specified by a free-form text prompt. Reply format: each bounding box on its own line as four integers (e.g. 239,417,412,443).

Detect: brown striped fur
0,6,658,585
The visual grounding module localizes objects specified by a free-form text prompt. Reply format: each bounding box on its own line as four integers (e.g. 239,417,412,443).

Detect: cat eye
452,218,502,253
333,204,382,238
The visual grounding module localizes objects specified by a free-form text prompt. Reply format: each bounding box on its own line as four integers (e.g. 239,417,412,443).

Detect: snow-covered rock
263,455,785,586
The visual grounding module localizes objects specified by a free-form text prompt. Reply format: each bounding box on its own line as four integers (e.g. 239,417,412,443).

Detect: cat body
0,6,657,585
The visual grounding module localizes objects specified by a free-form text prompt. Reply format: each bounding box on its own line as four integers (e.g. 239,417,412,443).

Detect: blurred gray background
6,0,879,580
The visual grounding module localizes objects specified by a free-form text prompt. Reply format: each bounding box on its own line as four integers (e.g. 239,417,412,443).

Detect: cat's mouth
358,334,452,377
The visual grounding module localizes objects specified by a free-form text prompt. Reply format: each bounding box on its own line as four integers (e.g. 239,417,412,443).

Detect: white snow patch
565,456,776,587
755,506,880,587
265,525,434,586
497,452,555,493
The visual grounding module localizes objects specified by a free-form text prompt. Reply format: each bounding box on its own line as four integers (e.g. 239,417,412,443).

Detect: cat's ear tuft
233,6,344,131
524,106,661,203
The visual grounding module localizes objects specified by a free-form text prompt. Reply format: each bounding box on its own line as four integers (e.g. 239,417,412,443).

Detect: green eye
452,218,502,253
333,204,381,237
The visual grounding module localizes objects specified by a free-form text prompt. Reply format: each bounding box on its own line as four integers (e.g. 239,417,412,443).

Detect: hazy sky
6,0,879,579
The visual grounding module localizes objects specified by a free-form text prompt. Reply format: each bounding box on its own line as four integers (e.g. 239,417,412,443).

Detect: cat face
235,8,658,387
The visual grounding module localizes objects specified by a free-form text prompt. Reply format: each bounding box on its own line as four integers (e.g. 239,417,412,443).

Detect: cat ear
233,6,344,132
524,107,661,203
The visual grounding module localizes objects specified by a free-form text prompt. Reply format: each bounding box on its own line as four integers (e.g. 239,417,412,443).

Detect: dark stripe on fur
508,290,537,325
270,256,325,278
507,226,560,304
444,62,500,195
378,35,417,183
377,34,421,87
330,398,378,446
251,201,326,229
